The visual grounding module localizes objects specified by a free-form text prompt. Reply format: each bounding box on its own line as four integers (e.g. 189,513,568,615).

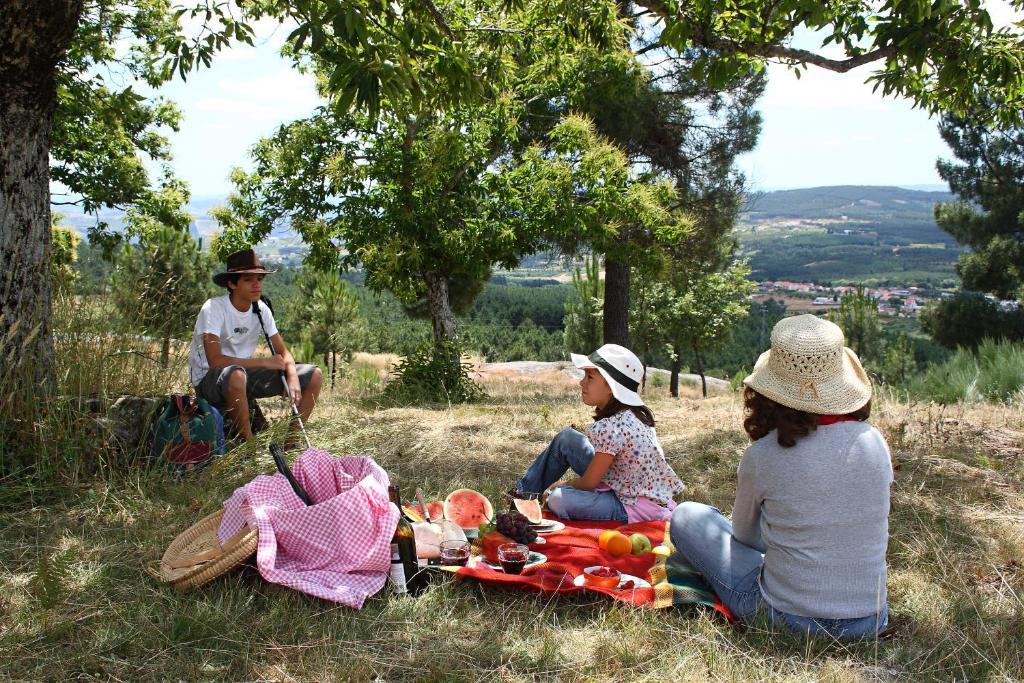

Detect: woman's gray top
732,421,893,619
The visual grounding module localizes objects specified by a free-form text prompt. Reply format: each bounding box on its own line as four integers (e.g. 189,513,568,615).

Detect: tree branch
419,0,456,40
634,41,663,57
636,0,897,73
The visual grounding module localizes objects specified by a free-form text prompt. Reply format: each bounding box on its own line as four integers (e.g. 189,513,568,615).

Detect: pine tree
935,113,1024,300
563,254,603,355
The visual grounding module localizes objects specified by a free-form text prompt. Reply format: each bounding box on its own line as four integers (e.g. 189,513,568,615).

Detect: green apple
629,533,652,555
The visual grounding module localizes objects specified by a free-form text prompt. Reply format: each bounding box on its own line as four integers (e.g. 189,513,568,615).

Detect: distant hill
736,185,961,287
742,185,953,223
55,185,963,288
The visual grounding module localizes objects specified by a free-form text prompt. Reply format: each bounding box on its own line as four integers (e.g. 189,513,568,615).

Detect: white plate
574,566,652,590
532,520,565,533
478,550,547,571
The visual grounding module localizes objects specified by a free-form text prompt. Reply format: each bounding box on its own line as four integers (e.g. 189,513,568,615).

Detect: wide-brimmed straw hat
571,344,645,406
158,510,258,592
743,314,872,415
212,249,277,287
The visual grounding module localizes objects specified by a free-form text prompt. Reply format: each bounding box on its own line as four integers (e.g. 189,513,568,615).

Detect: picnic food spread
160,458,729,618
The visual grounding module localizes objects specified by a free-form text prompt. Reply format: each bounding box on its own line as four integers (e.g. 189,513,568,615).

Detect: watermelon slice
513,498,543,524
443,488,494,530
409,500,445,522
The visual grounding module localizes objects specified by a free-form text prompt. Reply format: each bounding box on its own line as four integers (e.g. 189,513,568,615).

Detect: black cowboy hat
212,249,277,287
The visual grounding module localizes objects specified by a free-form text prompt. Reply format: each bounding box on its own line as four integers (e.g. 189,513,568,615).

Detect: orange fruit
598,530,632,557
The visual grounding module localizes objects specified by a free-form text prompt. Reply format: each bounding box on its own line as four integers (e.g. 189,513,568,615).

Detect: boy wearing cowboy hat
187,249,323,442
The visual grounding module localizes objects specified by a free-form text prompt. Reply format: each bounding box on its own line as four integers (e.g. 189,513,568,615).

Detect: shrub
975,340,1024,404
384,340,485,405
910,339,1024,405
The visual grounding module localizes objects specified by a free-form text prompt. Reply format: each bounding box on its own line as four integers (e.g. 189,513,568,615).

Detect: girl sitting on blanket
670,315,892,639
512,344,685,523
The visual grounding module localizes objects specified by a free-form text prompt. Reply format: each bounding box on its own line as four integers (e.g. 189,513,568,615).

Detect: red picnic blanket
453,516,731,620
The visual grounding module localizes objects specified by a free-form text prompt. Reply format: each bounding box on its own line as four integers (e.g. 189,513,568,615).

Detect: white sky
145,4,1023,199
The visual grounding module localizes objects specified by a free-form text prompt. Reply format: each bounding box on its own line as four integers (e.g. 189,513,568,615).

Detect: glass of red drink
497,543,530,575
440,539,471,566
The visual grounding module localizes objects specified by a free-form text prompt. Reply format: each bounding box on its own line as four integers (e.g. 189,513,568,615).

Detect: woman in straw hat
669,315,892,638
511,344,685,523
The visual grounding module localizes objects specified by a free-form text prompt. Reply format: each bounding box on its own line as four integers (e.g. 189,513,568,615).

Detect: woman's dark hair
594,398,655,427
742,387,871,447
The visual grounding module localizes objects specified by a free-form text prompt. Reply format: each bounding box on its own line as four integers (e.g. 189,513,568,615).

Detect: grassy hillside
743,186,954,225
3,375,1022,680
737,186,962,286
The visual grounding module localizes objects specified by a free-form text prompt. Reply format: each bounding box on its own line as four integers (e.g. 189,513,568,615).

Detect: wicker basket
159,509,258,592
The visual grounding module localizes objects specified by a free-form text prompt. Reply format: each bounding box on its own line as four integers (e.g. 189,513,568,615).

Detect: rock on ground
472,361,730,394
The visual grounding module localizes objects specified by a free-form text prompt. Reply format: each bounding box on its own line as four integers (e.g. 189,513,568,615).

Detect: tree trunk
0,1,84,397
330,350,336,389
670,353,682,398
603,256,630,346
424,271,459,362
693,343,707,398
161,335,170,368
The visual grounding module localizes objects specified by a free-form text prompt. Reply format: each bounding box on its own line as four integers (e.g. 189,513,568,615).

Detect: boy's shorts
195,364,319,408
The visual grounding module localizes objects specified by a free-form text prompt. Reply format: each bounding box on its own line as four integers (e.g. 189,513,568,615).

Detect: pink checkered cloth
218,448,398,608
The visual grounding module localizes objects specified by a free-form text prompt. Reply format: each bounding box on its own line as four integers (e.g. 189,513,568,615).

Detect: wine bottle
388,485,427,596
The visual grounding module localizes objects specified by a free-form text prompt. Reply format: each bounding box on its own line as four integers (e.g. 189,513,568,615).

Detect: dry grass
1,372,1023,681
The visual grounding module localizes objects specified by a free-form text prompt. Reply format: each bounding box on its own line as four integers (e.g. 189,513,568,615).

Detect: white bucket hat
571,344,645,406
743,314,872,415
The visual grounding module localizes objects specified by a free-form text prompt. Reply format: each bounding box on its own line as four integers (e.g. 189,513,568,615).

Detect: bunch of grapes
495,511,537,545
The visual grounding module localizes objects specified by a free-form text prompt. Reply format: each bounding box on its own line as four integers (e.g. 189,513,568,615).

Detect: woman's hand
543,480,569,504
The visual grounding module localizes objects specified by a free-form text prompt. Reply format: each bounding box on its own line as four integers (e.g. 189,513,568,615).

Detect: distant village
754,280,1020,318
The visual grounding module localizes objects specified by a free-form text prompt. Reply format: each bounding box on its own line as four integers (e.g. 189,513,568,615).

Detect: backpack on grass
149,395,225,474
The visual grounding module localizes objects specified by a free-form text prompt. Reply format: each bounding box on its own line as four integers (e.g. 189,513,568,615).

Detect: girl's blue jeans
516,428,628,523
669,501,888,639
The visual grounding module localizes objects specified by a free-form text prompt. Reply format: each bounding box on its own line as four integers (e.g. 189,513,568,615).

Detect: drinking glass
439,539,471,567
497,542,530,575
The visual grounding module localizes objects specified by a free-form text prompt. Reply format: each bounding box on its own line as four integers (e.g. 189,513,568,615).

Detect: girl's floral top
586,409,685,507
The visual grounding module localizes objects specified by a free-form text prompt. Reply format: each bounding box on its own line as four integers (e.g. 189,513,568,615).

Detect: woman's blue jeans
516,428,627,523
669,501,888,639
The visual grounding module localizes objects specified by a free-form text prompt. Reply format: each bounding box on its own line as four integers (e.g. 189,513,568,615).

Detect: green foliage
29,547,77,610
563,255,603,355
878,333,917,387
50,218,81,297
661,259,756,397
921,293,1024,350
827,286,881,362
217,100,547,349
350,361,383,395
910,339,1024,405
629,259,667,377
291,268,366,386
50,1,190,250
74,239,113,295
975,340,1024,403
740,228,961,287
934,112,1024,299
110,214,211,366
240,0,618,119
510,114,693,267
384,340,485,405
648,1,1024,127
677,298,786,377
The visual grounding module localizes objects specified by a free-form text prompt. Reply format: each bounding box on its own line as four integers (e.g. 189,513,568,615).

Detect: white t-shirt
188,294,278,386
